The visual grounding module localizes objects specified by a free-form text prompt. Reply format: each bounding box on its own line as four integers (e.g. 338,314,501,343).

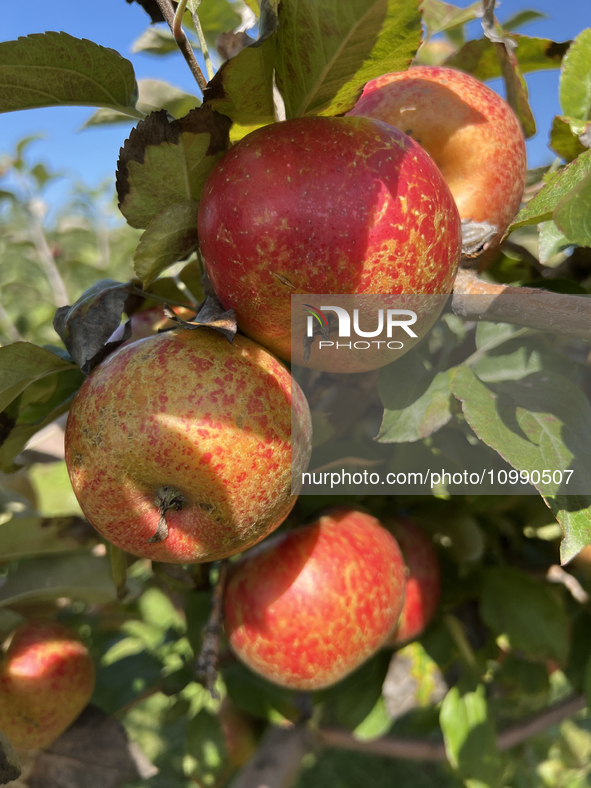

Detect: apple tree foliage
1,1,591,786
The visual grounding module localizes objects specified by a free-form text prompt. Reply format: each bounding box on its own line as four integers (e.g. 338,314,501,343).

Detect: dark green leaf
480,566,569,662
377,354,454,443
0,32,140,115
185,709,230,785
0,510,96,562
444,34,570,81
549,115,590,163
440,683,503,787
116,107,231,229
559,29,591,121
554,171,591,247
53,279,132,372
134,200,200,288
0,554,116,606
276,0,422,118
510,150,591,230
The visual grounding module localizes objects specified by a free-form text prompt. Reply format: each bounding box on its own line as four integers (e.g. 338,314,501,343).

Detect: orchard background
1,0,591,786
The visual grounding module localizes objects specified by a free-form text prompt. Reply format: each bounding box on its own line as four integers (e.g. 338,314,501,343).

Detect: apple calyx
147,486,187,543
461,219,498,258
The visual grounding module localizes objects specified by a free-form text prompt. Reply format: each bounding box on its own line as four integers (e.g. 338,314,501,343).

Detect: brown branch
195,559,228,698
452,269,591,341
231,724,313,788
154,0,208,92
317,694,586,761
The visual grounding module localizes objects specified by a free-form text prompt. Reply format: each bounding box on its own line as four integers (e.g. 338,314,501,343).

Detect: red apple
198,116,461,369
385,517,441,646
64,329,312,563
348,66,527,244
223,507,407,690
0,620,95,750
108,305,196,348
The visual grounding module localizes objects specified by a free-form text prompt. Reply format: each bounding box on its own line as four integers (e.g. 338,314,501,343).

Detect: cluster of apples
0,64,524,749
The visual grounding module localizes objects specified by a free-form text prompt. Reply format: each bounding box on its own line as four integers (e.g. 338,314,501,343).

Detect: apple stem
195,559,229,698
153,0,208,92
147,486,186,544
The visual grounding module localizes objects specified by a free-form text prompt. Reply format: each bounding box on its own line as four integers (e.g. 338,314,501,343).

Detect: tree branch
317,694,587,761
452,269,591,341
230,724,312,788
154,0,208,92
195,559,228,698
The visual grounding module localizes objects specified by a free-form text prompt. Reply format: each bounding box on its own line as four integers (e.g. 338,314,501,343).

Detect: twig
317,694,587,761
195,559,228,698
546,564,590,604
452,269,591,341
154,0,208,92
190,2,215,82
28,201,69,307
231,724,312,788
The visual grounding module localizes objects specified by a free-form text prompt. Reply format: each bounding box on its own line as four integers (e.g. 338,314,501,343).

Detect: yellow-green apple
348,66,526,246
198,116,461,370
223,507,407,690
385,517,441,646
64,329,312,563
0,620,95,750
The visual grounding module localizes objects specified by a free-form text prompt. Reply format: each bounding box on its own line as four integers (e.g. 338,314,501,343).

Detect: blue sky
0,0,588,209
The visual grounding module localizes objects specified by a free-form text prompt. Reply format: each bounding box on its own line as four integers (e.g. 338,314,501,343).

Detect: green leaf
440,683,503,787
480,566,569,662
420,0,482,37
83,79,200,128
0,554,116,606
0,371,82,473
185,709,230,785
547,498,591,566
554,171,591,247
549,115,590,163
444,34,570,81
0,32,140,115
132,27,179,56
275,0,422,118
315,651,392,731
538,219,573,264
510,150,591,230
203,36,277,132
452,365,591,560
502,10,548,31
134,201,200,288
192,0,243,48
559,29,591,121
116,107,231,229
0,343,76,412
453,365,591,494
377,354,454,443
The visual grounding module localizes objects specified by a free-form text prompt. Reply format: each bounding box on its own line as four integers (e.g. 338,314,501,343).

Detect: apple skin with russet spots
198,116,461,367
385,517,441,646
348,66,527,244
223,507,407,690
0,620,95,751
64,329,312,564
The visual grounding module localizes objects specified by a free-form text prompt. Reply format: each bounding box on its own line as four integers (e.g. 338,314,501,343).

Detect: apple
223,507,407,690
348,66,527,246
198,116,462,370
0,620,95,750
108,304,196,348
385,517,441,646
64,329,312,563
